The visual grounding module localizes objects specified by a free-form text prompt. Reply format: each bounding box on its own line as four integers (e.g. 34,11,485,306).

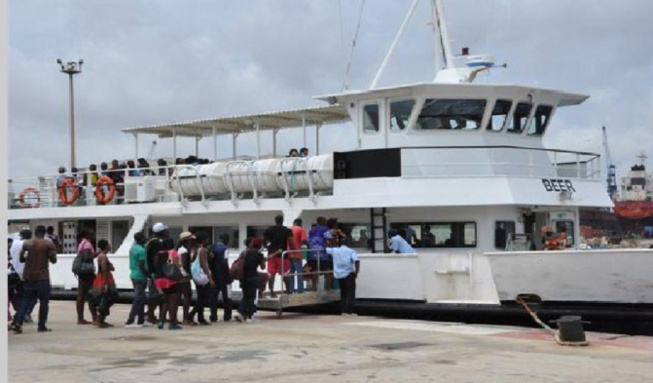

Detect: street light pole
57,59,83,169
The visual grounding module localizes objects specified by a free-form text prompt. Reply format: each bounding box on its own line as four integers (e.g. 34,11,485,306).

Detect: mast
434,0,455,70
370,0,418,89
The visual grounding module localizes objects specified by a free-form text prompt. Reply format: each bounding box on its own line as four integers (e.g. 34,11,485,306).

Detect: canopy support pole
173,129,177,161
232,133,238,160
212,125,217,161
302,113,307,148
256,122,261,159
273,128,278,157
316,123,322,155
133,133,139,161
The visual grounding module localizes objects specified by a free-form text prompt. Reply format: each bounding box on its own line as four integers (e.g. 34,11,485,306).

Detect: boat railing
279,248,335,294
7,165,182,209
400,146,601,180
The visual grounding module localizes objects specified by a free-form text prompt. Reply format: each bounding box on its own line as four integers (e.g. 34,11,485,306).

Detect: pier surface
8,301,653,382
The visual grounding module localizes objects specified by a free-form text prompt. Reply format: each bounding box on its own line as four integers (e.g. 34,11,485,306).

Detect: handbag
8,264,21,288
72,252,96,275
191,252,210,286
229,252,246,281
164,260,184,282
146,278,161,300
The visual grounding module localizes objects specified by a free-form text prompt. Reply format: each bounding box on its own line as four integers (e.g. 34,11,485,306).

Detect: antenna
637,152,648,165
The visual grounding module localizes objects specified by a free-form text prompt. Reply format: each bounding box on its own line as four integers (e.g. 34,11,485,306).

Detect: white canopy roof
121,104,350,138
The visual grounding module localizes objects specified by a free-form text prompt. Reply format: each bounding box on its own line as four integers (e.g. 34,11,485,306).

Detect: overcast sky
8,0,653,183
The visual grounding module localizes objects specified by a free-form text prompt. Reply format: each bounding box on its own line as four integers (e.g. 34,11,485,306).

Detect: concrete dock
8,301,653,382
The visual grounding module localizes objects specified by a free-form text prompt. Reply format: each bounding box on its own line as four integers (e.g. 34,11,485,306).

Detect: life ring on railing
58,178,80,205
18,187,41,208
95,176,116,204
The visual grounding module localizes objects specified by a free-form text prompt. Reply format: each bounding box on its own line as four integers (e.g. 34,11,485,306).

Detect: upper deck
7,82,608,219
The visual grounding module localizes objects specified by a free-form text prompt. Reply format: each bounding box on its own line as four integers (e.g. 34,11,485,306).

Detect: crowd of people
7,215,362,334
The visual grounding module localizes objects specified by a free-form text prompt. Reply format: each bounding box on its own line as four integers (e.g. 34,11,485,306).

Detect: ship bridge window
487,99,512,131
507,102,532,134
527,105,553,136
416,99,486,130
389,99,415,132
391,222,477,248
363,103,380,133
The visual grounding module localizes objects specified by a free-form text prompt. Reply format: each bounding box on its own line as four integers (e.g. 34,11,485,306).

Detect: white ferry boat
8,0,653,321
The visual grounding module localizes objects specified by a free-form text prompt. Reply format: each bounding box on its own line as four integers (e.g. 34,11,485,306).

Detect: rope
516,296,555,333
516,296,590,346
341,0,366,91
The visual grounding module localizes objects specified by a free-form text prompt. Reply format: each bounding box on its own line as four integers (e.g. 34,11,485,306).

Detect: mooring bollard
555,315,587,343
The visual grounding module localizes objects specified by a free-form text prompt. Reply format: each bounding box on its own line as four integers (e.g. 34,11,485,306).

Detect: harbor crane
602,126,617,200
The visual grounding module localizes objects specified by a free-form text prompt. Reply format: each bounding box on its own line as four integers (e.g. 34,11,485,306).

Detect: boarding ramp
256,249,340,317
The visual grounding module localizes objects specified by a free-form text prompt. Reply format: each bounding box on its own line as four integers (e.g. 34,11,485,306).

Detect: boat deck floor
7,301,653,383
256,290,341,316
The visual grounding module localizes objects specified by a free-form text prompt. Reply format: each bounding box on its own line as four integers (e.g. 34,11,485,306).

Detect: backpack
191,249,210,285
229,251,246,281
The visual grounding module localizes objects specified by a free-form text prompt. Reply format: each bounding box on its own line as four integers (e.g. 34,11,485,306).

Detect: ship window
495,221,516,250
110,220,131,252
507,102,532,134
338,223,372,250
527,105,553,136
363,103,380,133
487,99,512,131
390,222,477,248
213,226,240,248
389,99,415,132
416,99,486,130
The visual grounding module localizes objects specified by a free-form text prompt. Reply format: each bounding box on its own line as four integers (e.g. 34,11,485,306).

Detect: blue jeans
290,259,304,293
14,280,51,329
127,278,147,324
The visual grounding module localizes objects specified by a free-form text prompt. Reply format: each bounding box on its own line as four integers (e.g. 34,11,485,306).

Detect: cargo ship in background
614,155,653,241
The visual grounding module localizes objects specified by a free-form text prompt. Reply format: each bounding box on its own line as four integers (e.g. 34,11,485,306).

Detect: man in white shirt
10,229,33,322
388,229,416,254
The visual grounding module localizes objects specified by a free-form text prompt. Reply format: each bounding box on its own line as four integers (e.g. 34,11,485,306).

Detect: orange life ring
18,187,41,208
95,176,116,204
58,178,80,205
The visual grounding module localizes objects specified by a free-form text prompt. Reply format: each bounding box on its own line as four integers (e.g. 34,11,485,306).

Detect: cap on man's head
388,229,398,237
179,231,196,241
152,222,168,233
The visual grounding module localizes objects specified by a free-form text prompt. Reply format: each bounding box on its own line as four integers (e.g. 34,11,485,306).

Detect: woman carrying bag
154,237,183,330
92,240,118,328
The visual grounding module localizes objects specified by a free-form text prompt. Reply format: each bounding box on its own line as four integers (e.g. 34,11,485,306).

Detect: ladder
370,207,387,253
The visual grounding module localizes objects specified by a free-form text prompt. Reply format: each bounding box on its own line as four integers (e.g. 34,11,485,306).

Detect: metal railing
275,248,335,295
8,165,181,209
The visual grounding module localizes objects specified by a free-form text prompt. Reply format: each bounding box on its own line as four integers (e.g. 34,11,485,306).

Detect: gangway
255,250,341,317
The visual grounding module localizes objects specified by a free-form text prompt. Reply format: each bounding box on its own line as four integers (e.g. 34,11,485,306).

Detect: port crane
602,126,617,200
